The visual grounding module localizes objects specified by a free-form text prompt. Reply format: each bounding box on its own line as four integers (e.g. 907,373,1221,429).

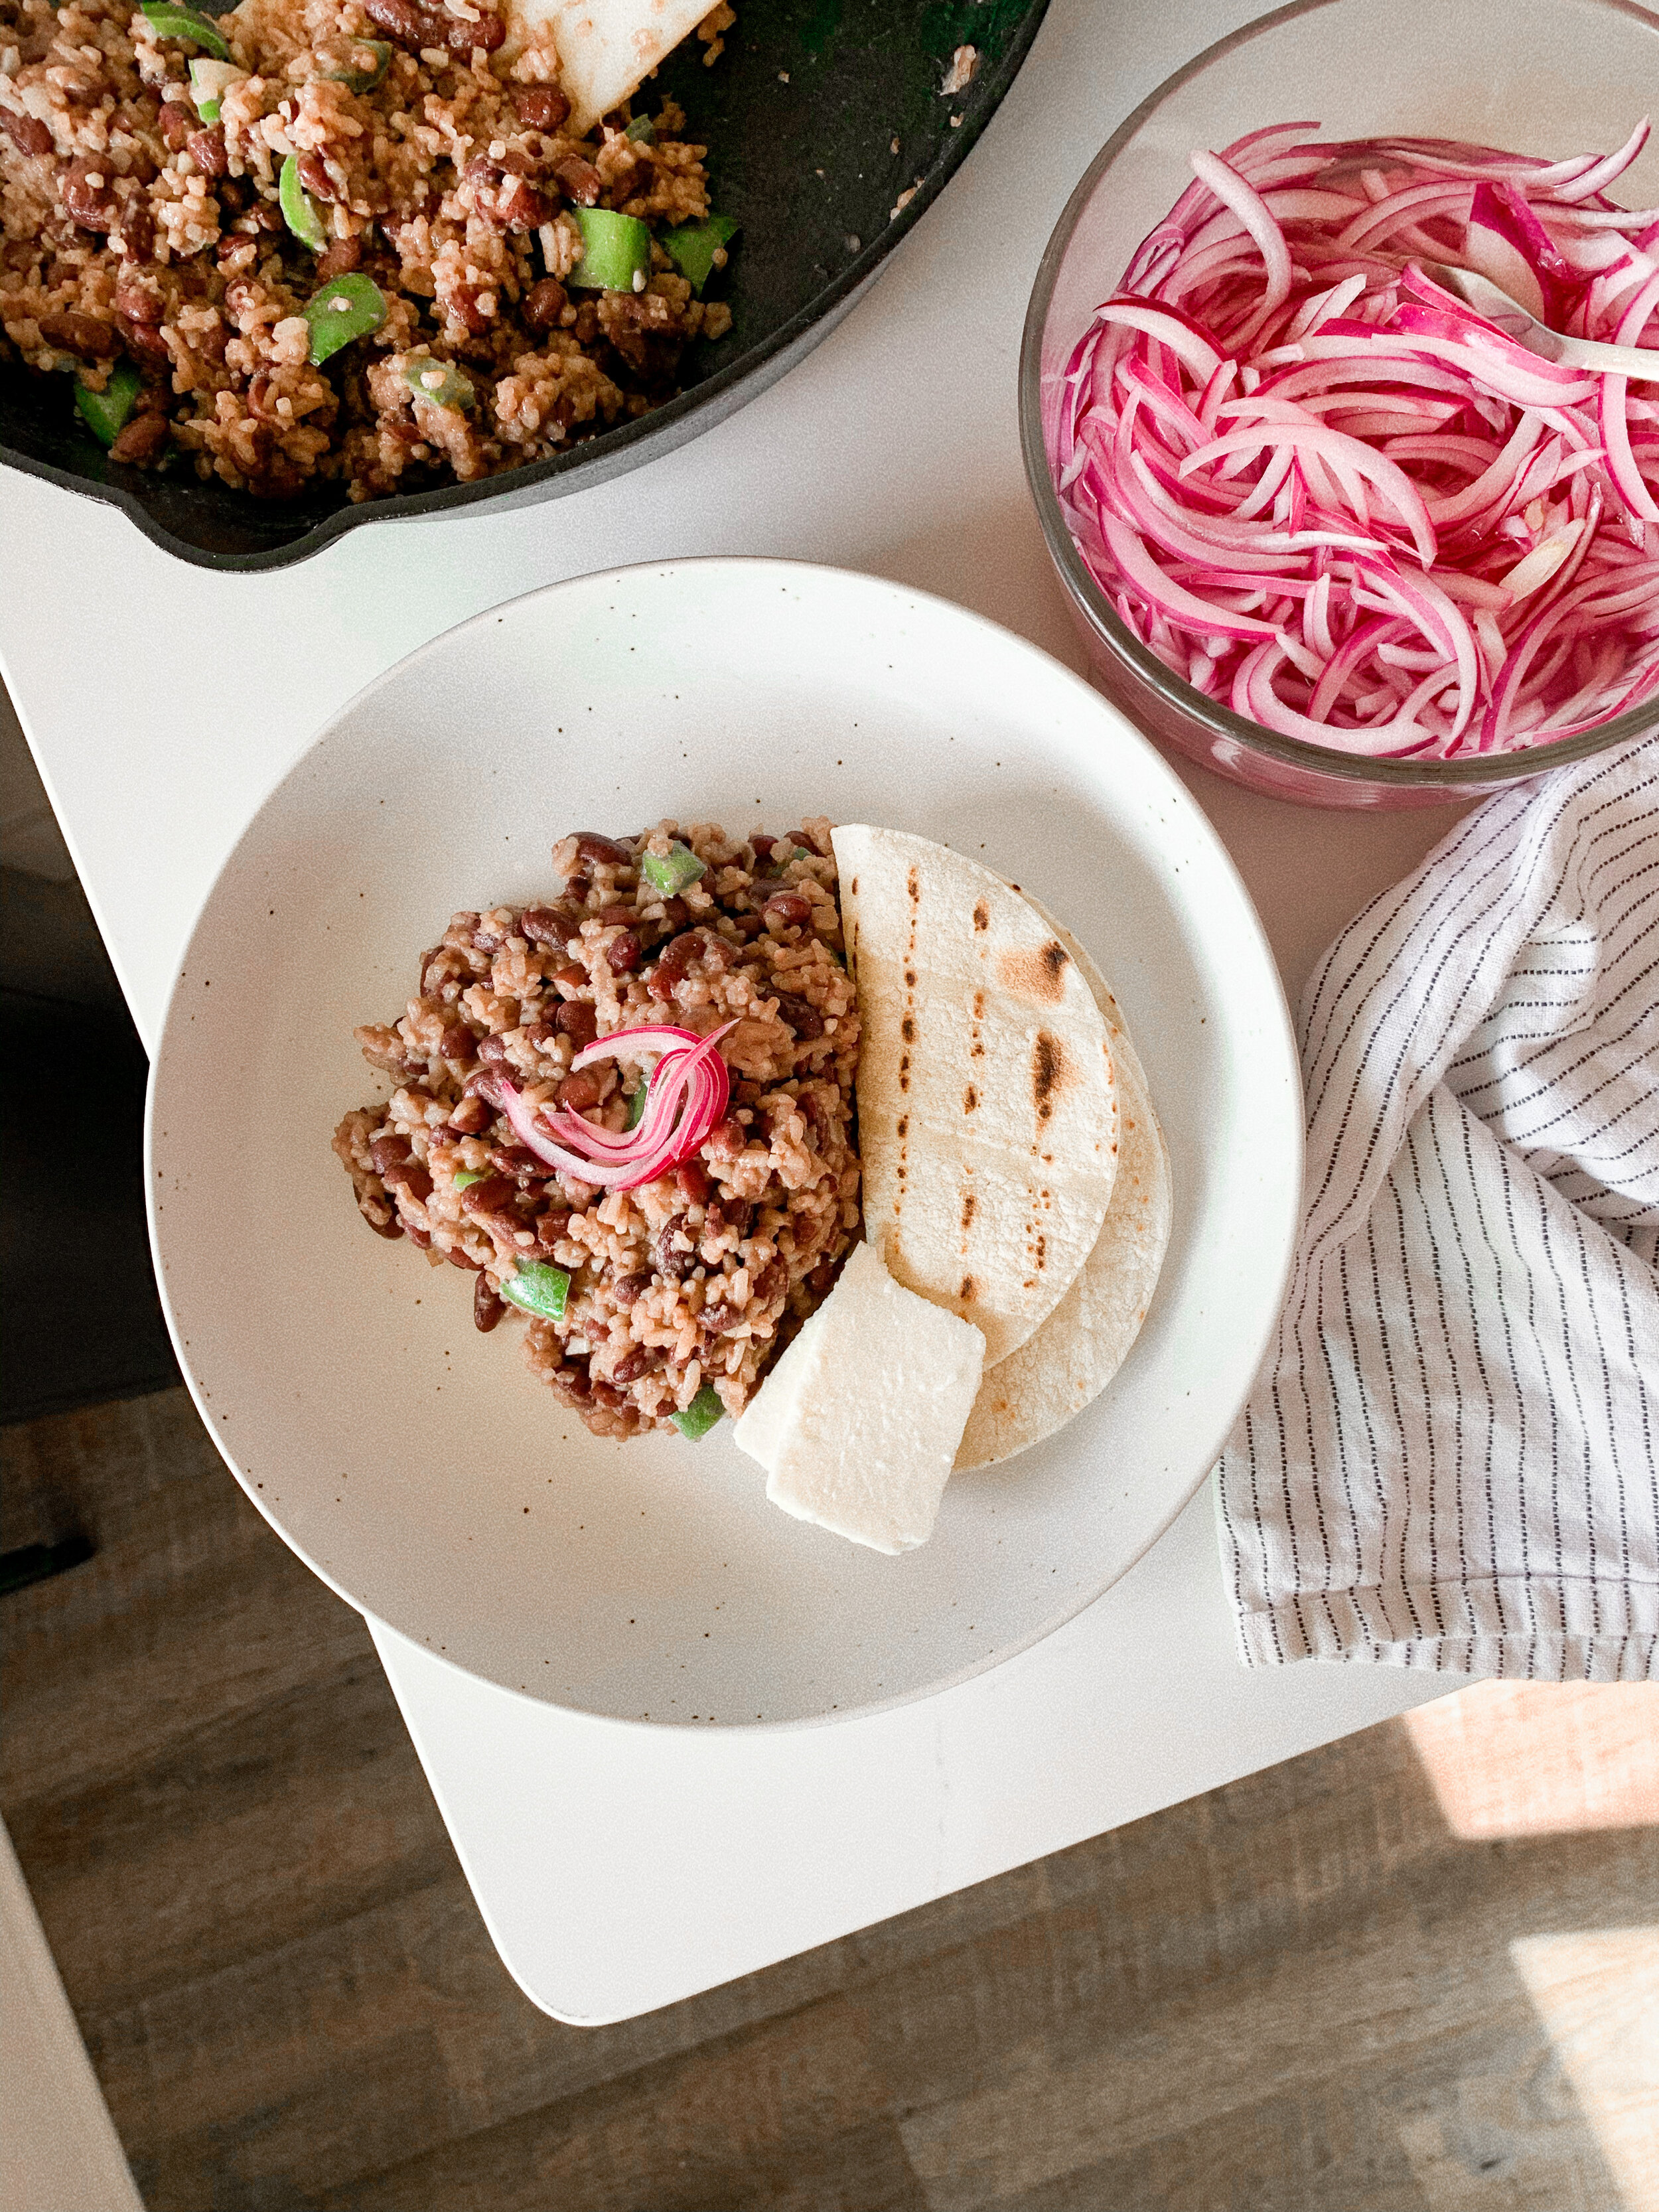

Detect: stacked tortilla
832,826,1171,1473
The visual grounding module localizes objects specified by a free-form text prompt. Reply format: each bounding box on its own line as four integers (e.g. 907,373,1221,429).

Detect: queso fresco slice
740,1241,985,1554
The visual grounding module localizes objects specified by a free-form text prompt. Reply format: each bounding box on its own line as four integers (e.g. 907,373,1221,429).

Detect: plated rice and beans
335,818,1173,1555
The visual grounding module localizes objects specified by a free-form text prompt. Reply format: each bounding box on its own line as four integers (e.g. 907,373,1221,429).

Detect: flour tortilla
832,826,1119,1370
507,0,713,137
956,909,1171,1468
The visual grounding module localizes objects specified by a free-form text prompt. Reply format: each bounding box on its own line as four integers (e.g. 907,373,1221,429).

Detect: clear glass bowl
1018,0,1659,809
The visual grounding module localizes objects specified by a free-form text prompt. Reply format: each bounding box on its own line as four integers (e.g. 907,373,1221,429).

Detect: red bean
369,1134,413,1175
459,1175,516,1216
474,1276,506,1332
60,157,117,231
37,310,114,358
447,1094,491,1136
386,1161,432,1204
519,904,578,945
188,127,228,179
655,1218,698,1280
553,155,601,206
114,279,164,323
446,1244,482,1270
119,315,172,366
774,992,825,1041
610,1345,659,1385
704,1117,745,1161
296,150,334,202
610,1270,650,1305
0,105,53,158
607,930,642,975
557,1070,602,1112
514,86,570,131
316,236,361,279
765,891,811,928
572,831,633,868
109,413,171,465
476,1034,512,1067
553,1000,597,1045
675,1159,711,1205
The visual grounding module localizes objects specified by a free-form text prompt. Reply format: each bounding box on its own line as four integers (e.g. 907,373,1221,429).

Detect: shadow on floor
1,872,179,1426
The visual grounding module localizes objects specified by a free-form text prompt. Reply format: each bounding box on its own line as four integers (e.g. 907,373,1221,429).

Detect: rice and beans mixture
0,0,732,498
333,822,863,1440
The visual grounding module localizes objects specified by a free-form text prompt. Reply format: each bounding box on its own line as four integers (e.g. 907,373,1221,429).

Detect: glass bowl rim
1016,0,1659,790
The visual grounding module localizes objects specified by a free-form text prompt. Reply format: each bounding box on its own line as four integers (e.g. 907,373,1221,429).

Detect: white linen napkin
1216,738,1659,1681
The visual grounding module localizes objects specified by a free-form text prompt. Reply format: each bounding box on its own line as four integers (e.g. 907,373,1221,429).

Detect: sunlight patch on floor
1510,1927,1659,2212
1402,1682,1659,1840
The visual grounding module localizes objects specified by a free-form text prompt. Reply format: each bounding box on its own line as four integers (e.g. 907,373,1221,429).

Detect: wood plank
4,1389,1655,2212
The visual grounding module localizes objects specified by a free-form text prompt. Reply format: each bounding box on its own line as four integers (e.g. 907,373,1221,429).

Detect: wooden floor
3,1390,1656,2212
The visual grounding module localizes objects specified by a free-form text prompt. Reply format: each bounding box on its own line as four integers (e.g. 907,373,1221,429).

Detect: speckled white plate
147,559,1300,1728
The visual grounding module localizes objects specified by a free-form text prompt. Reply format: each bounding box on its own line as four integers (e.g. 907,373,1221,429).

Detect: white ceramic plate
147,559,1301,1728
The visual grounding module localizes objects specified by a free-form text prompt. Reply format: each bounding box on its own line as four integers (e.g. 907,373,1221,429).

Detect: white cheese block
751,1241,986,1555
506,0,715,138
732,1302,829,1471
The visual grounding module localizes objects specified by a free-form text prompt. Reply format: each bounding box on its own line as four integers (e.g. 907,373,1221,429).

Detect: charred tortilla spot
1032,1031,1066,1123
904,969,916,986
973,991,985,1021
901,1014,915,1042
963,1083,978,1113
972,901,989,932
1035,1234,1046,1270
961,1192,976,1231
999,940,1071,1004
907,865,920,903
959,1274,975,1302
897,1115,908,1140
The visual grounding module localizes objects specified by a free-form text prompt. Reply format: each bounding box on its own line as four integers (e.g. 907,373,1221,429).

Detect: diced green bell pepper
567,206,652,293
138,1,230,61
622,1084,648,1132
303,271,386,364
500,1261,571,1321
279,151,328,251
451,1167,487,1191
328,37,392,92
622,114,654,143
641,840,706,897
672,1384,724,1440
661,214,737,296
403,356,475,411
188,56,242,122
74,362,141,448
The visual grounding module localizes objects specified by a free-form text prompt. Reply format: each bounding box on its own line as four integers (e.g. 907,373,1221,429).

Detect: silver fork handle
1550,331,1659,382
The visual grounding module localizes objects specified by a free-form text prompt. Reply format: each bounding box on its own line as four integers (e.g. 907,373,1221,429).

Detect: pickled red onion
478,1021,737,1192
1048,121,1659,756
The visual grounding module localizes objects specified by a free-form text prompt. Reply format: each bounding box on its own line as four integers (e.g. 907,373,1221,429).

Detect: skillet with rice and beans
0,0,733,499
334,820,862,1441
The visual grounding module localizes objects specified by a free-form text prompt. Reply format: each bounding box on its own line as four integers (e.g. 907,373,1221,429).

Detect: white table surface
1,0,1480,2024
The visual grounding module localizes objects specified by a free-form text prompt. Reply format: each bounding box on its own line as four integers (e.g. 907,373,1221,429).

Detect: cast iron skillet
0,0,1048,570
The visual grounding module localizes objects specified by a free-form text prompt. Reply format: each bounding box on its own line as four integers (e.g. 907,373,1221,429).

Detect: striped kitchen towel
1216,737,1659,1681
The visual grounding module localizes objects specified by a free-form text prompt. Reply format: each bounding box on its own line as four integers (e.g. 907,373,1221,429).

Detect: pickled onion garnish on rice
477,1021,737,1191
1048,121,1659,755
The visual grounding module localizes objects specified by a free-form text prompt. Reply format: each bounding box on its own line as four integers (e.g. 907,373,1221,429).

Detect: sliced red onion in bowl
1049,119,1659,757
